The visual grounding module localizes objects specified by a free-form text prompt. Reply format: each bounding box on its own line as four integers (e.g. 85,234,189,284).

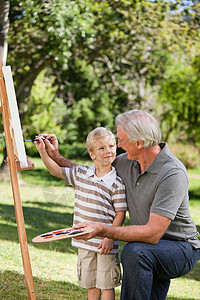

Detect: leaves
2,0,199,145
159,55,200,144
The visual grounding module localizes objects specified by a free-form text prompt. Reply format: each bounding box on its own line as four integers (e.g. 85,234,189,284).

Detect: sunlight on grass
168,273,200,300
188,169,200,176
30,246,78,282
0,160,199,299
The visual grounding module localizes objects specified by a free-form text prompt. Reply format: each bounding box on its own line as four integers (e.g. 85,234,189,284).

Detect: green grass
188,169,200,176
0,157,199,299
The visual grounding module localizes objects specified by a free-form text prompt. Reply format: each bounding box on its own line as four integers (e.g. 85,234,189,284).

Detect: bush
25,143,40,157
169,143,200,169
25,142,90,160
59,143,90,160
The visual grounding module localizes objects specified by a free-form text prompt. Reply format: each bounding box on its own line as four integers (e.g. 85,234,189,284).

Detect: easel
0,59,36,299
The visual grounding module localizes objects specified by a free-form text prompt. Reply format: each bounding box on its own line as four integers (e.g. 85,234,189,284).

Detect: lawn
0,157,199,299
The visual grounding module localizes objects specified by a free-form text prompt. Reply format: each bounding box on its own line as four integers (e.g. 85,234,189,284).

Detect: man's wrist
101,224,109,238
49,151,61,162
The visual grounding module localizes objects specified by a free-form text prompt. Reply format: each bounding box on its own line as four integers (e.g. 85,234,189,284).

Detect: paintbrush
24,138,55,142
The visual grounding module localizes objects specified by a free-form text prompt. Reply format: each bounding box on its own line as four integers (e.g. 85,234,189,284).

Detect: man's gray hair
116,110,161,148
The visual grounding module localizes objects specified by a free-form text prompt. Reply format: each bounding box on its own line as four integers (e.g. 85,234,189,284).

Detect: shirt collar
86,164,117,188
143,143,170,174
86,164,96,178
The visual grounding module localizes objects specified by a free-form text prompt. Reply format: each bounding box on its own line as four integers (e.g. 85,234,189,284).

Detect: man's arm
105,213,171,244
75,213,171,244
38,133,77,168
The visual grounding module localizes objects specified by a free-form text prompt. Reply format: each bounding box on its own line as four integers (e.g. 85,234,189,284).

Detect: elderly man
41,110,200,300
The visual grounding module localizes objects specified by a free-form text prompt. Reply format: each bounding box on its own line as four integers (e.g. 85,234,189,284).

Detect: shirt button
136,182,139,185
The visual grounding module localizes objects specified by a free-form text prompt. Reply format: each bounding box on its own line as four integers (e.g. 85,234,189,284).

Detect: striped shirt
62,164,127,253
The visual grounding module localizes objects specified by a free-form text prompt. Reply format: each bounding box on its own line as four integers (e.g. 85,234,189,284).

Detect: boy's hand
34,136,46,152
37,133,59,159
97,238,114,255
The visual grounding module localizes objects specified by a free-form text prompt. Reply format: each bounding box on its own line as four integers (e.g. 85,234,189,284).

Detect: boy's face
89,136,116,167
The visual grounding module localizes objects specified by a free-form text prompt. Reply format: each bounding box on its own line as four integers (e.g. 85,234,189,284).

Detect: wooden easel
0,59,36,299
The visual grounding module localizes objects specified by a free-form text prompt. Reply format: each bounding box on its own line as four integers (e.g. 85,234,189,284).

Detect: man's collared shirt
113,143,200,249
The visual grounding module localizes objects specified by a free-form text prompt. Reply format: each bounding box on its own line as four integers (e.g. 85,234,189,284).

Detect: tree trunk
0,0,10,177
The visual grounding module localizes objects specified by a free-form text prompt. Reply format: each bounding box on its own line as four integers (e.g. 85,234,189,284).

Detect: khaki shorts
77,248,122,289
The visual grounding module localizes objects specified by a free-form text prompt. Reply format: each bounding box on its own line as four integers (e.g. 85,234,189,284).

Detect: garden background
0,1,200,299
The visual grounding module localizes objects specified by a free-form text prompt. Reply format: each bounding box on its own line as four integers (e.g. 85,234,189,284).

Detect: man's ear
136,140,144,149
89,151,95,160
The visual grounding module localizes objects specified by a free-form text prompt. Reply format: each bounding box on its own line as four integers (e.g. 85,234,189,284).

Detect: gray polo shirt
113,143,200,248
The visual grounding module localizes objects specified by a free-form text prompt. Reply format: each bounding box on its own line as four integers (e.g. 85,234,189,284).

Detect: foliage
4,0,200,145
169,143,200,169
22,69,68,142
158,55,200,145
59,143,90,160
8,0,96,101
0,0,10,66
25,142,90,160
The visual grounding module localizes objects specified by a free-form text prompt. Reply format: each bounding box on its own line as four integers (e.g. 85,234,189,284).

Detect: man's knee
121,242,145,266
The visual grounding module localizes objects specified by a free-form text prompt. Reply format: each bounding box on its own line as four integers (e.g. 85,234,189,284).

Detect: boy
35,127,127,300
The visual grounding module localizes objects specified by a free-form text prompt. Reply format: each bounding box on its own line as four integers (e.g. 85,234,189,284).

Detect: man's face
117,126,139,160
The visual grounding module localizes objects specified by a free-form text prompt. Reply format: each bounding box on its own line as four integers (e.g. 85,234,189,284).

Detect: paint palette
32,227,92,243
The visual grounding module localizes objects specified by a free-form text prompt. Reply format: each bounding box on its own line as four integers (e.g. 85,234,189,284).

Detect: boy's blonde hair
86,127,116,152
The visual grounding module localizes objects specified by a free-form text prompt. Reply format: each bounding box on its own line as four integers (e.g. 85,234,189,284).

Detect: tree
61,0,200,141
0,0,10,170
0,0,9,66
8,0,96,103
158,54,200,145
5,0,200,145
4,0,96,145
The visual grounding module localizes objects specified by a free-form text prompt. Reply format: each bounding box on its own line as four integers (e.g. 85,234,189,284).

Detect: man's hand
72,222,106,241
97,238,114,255
37,133,59,159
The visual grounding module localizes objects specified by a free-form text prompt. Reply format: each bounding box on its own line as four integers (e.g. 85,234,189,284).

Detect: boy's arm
112,211,126,227
98,211,126,255
35,138,64,179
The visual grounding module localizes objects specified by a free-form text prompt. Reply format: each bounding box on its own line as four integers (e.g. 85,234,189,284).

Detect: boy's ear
89,151,95,160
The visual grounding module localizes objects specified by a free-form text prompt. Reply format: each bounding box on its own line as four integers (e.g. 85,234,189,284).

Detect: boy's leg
96,253,121,290
102,288,115,300
88,288,101,300
120,240,200,300
77,249,97,288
